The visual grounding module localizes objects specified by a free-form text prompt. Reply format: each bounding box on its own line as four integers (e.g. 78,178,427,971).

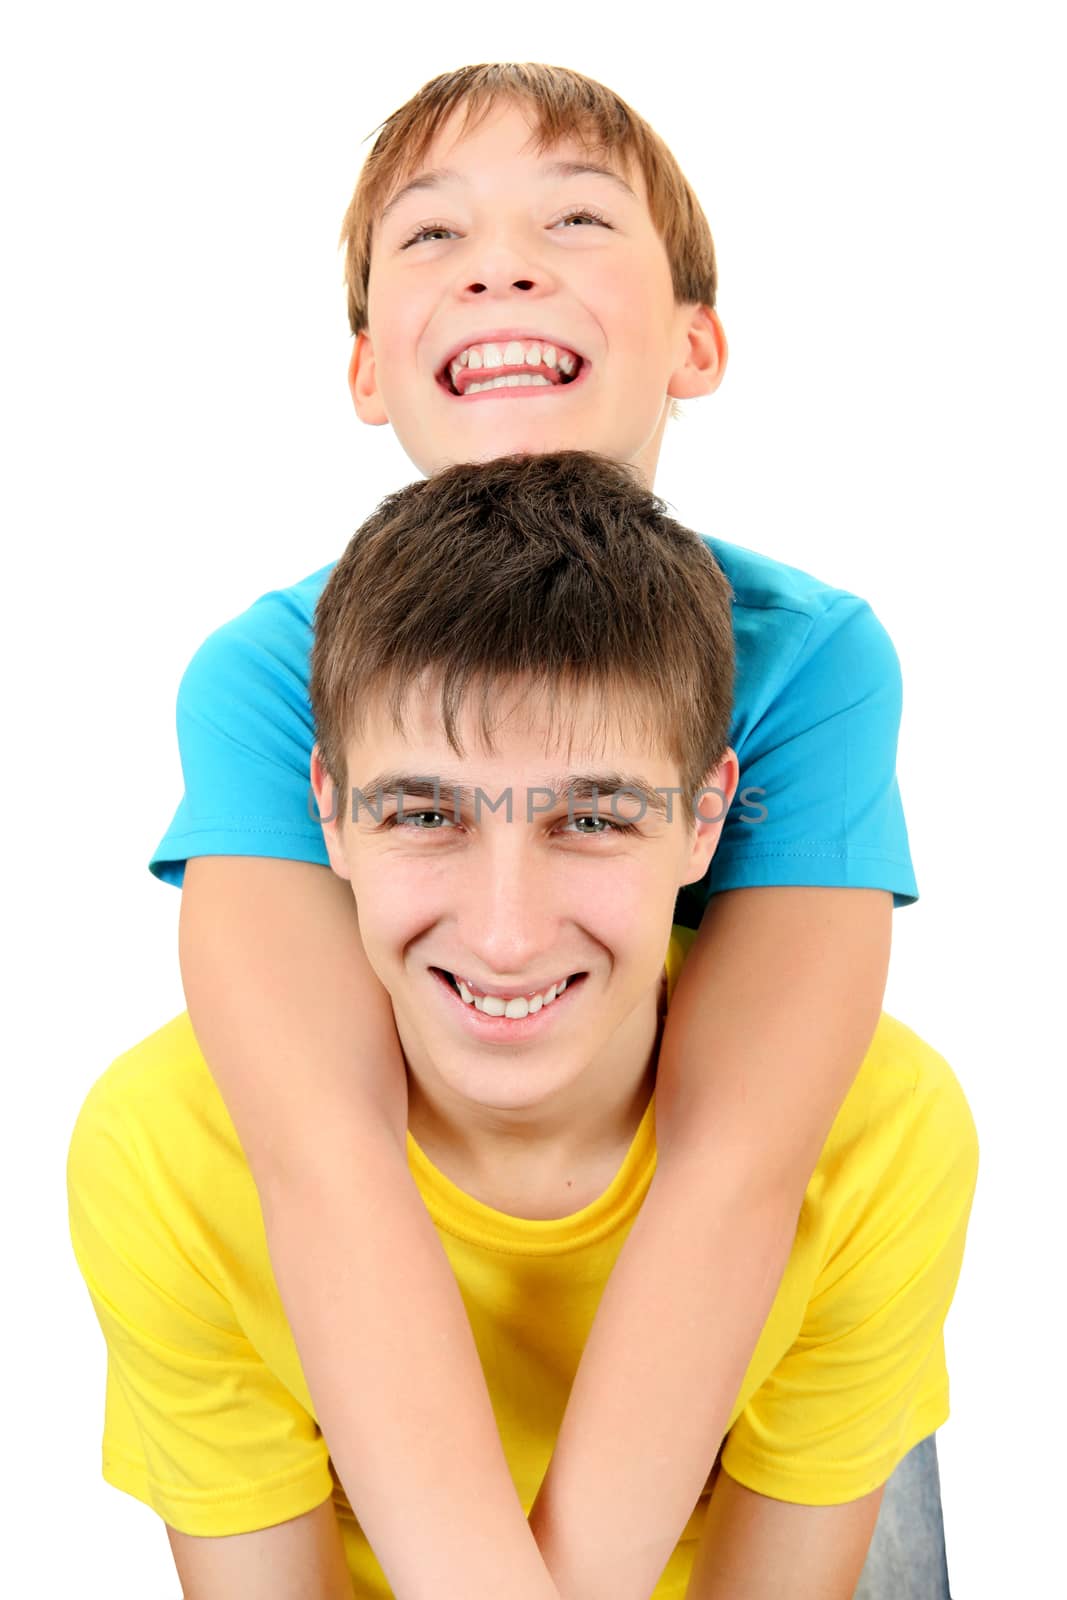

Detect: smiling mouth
433,967,586,1018
437,338,586,398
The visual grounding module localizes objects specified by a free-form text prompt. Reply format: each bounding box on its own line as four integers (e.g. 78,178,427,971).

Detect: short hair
340,62,717,339
311,452,734,814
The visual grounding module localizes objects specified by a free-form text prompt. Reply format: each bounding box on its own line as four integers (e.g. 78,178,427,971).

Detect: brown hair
340,62,717,338
311,451,734,812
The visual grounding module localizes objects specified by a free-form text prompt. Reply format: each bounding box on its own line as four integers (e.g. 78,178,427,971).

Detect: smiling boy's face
313,679,735,1166
350,100,726,484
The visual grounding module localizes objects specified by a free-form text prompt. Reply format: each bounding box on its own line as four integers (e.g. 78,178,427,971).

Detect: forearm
181,859,559,1600
264,1152,560,1600
529,887,890,1600
528,1172,799,1600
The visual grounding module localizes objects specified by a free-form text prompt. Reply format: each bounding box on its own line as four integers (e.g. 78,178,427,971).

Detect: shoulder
704,536,854,617
704,537,901,719
852,1016,976,1146
817,1016,979,1238
178,562,336,705
67,1017,258,1336
68,1016,239,1205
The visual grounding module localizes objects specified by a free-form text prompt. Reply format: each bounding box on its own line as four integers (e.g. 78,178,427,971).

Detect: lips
436,335,585,397
432,966,585,1021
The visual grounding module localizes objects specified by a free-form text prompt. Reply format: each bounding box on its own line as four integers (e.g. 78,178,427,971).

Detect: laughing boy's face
349,100,726,484
313,678,735,1171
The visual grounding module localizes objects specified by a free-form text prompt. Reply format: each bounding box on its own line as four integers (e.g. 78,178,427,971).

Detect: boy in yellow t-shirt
70,454,977,1599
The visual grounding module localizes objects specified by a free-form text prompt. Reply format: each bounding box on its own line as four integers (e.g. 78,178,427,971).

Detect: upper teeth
456,976,569,1019
450,341,578,384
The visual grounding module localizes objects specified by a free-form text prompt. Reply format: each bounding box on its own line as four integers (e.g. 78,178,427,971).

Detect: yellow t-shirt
68,930,978,1598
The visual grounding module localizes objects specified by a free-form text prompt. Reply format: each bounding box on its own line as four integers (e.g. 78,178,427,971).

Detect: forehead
350,674,677,776
377,96,643,221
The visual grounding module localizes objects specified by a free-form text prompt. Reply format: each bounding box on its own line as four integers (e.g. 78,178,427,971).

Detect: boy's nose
456,848,559,979
464,277,535,295
455,227,557,300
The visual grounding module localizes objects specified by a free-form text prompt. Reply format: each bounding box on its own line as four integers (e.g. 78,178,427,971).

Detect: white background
3,2,1063,1594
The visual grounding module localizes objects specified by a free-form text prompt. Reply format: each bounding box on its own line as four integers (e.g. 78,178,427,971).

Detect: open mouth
432,966,586,1019
437,338,586,398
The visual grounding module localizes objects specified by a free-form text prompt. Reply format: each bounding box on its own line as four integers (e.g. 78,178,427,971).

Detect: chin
441,1053,574,1111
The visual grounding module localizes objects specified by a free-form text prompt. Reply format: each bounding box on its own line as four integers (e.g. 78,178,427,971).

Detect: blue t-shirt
151,538,918,918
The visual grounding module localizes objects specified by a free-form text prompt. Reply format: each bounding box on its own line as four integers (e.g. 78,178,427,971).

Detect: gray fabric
853,1434,952,1598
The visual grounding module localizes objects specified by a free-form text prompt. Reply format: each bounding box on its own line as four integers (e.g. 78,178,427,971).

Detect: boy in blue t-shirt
151,64,955,1599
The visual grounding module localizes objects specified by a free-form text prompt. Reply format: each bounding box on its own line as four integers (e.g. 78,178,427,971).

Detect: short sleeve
150,569,333,886
678,594,917,923
67,1068,333,1535
721,1033,979,1503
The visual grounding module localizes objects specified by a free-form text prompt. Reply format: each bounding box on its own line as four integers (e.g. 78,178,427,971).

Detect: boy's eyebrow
353,772,669,816
540,159,636,200
379,166,461,224
563,774,668,814
379,157,636,225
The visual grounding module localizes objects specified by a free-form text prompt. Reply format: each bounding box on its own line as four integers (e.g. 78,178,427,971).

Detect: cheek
578,248,673,340
367,282,424,379
559,854,677,942
351,855,446,966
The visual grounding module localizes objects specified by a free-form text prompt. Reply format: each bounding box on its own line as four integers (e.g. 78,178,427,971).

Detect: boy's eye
399,222,457,249
400,207,609,249
552,207,609,229
562,814,634,837
395,809,455,830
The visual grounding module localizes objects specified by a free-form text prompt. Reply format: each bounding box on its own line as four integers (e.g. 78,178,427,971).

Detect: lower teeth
465,374,554,394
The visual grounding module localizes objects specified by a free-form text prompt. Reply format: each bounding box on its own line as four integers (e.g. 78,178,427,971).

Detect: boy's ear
311,746,352,881
348,332,390,426
667,305,728,402
680,748,739,886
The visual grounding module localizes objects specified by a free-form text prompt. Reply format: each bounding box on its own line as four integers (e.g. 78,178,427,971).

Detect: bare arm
166,1501,352,1600
684,1469,884,1600
528,886,891,1600
180,857,559,1600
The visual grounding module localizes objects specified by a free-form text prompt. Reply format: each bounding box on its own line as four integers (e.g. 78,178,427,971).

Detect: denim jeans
853,1434,952,1599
